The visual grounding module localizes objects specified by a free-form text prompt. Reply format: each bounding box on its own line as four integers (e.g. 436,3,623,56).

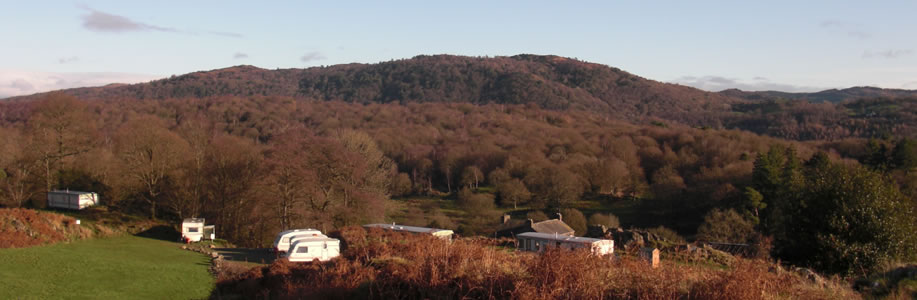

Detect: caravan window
188,227,199,233
296,246,309,253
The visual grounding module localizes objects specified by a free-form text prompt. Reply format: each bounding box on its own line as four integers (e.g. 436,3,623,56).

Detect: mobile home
363,223,454,240
47,190,99,210
272,229,327,253
181,218,216,242
281,236,341,262
516,232,614,255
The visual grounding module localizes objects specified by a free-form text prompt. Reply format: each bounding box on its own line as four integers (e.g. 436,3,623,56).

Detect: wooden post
640,247,660,268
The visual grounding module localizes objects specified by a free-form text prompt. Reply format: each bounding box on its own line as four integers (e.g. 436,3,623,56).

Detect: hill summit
11,54,741,123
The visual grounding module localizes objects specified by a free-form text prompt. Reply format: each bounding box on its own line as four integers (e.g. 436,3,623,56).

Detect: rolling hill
720,86,917,103
9,54,743,126
7,54,917,139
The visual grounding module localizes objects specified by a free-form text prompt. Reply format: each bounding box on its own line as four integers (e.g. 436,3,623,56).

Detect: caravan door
320,242,329,261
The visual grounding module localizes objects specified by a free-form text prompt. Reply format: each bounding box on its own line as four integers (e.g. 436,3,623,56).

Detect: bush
776,159,917,275
559,208,586,236
391,172,413,197
525,210,549,222
648,226,685,246
587,212,620,228
457,188,499,235
696,208,756,244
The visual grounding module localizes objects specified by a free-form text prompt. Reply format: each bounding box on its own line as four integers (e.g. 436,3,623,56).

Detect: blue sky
1,1,916,98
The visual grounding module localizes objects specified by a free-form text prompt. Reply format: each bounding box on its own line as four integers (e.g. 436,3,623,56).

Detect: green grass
0,235,213,300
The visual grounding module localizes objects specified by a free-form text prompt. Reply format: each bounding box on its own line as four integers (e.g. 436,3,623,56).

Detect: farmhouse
363,223,454,240
46,190,99,210
495,213,575,237
181,218,215,243
516,232,614,255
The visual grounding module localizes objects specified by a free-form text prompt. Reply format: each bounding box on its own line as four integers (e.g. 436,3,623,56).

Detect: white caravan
181,218,216,242
47,190,99,210
281,236,341,262
272,229,326,254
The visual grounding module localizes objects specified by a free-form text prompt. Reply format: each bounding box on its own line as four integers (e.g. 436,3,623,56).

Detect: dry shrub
213,226,858,299
0,208,94,248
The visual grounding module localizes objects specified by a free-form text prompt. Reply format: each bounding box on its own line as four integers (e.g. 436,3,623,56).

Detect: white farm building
47,190,99,210
516,232,614,256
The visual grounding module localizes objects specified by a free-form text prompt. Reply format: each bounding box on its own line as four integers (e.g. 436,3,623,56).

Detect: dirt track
213,247,275,264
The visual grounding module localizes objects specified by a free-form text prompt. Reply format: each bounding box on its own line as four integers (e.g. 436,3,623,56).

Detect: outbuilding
47,190,99,210
495,213,575,237
181,218,216,243
516,232,614,256
282,236,341,262
363,223,454,240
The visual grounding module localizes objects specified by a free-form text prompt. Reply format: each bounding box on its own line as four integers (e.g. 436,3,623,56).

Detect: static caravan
47,190,99,210
516,232,614,256
181,218,216,243
281,236,341,262
363,223,454,240
272,229,326,254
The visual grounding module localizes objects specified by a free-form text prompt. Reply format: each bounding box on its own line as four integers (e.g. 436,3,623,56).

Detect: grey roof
183,218,205,224
49,190,96,195
495,218,575,236
495,219,528,232
363,224,454,235
531,219,575,235
517,232,611,244
291,236,339,244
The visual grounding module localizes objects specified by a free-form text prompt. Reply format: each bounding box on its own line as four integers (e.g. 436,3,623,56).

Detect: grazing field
0,235,213,299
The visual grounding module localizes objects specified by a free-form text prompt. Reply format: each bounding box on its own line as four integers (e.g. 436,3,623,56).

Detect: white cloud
669,75,823,92
820,20,871,39
300,51,326,63
209,31,243,38
862,49,914,59
81,7,178,33
0,70,162,99
57,56,80,64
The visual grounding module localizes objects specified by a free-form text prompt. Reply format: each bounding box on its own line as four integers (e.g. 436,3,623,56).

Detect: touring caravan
516,232,614,256
47,190,99,210
181,218,216,243
280,236,341,262
272,228,326,254
363,223,454,240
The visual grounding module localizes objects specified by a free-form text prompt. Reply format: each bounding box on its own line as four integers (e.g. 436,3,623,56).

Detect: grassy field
0,235,213,300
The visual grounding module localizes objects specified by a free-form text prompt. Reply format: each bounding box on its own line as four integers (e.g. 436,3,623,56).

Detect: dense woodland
2,55,916,275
